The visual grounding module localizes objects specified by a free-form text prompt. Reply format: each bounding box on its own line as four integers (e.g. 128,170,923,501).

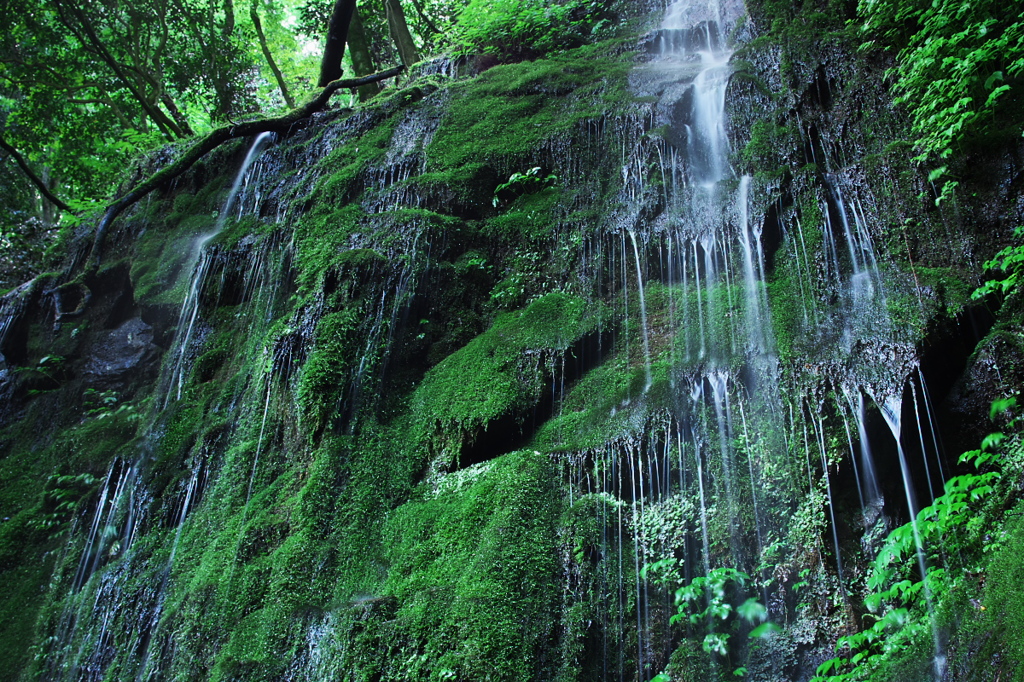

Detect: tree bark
223,0,235,37
318,0,357,87
89,65,404,266
251,2,296,108
384,0,419,68
347,8,381,102
0,133,74,214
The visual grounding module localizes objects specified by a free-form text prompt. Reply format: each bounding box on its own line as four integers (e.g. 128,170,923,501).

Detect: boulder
83,317,162,393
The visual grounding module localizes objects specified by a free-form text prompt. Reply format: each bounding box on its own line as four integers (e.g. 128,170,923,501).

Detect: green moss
912,266,974,317
131,228,206,305
209,215,266,251
127,173,235,305
534,350,650,451
428,41,637,172
0,530,51,675
742,120,799,172
768,246,814,362
981,511,1024,682
534,277,756,451
381,449,562,681
191,327,237,386
292,204,365,294
296,306,361,434
293,205,457,296
413,291,607,458
484,187,562,240
0,391,146,675
884,286,927,339
406,163,493,205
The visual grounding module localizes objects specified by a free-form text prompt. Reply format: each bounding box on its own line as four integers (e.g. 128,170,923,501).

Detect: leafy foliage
492,166,557,207
645,563,777,679
452,0,615,59
858,0,1024,165
812,399,1019,682
0,214,60,289
972,226,1024,300
0,0,319,258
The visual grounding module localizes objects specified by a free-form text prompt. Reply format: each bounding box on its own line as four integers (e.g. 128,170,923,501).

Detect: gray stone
83,317,162,391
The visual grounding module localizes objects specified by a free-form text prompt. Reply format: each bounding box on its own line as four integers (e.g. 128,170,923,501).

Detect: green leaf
737,598,768,624
990,397,1016,420
984,71,1005,89
702,633,729,656
749,622,781,639
981,432,1005,451
816,658,841,676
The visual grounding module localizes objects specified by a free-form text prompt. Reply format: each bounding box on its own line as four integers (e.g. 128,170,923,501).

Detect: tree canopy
0,0,630,283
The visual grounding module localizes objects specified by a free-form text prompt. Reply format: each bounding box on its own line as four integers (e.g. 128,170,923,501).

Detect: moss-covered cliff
1,1,1023,681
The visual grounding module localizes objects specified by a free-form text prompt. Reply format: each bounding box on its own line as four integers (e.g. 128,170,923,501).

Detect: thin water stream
52,133,277,681
164,132,276,407
877,394,947,679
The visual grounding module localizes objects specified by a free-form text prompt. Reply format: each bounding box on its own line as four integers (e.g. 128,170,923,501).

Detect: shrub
453,0,612,59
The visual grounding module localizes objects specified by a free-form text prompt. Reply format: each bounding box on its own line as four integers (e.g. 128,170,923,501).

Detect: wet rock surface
82,317,162,393
0,1,1021,680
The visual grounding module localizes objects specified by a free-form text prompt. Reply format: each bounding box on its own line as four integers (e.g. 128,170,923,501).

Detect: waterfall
164,131,276,407
47,133,278,681
13,0,993,677
877,394,947,679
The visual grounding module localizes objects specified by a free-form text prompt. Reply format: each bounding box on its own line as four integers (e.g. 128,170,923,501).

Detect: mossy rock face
4,4,1024,680
296,306,363,434
428,40,638,174
380,449,563,682
979,511,1024,682
413,291,608,463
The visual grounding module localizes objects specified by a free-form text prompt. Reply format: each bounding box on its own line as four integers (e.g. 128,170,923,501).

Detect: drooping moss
296,306,361,435
413,291,608,458
534,349,653,452
381,449,562,681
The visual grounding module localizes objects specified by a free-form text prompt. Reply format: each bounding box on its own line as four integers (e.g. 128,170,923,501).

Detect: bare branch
0,133,75,214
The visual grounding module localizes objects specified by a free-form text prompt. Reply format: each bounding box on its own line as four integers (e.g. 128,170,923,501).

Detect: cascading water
877,393,948,678
15,0,991,678
164,131,277,407
561,0,962,678
559,1,799,677
45,133,278,681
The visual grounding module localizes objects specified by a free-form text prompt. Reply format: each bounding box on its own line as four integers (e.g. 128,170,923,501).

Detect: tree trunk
251,2,296,108
223,0,235,37
318,0,357,87
384,0,419,68
348,8,381,102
